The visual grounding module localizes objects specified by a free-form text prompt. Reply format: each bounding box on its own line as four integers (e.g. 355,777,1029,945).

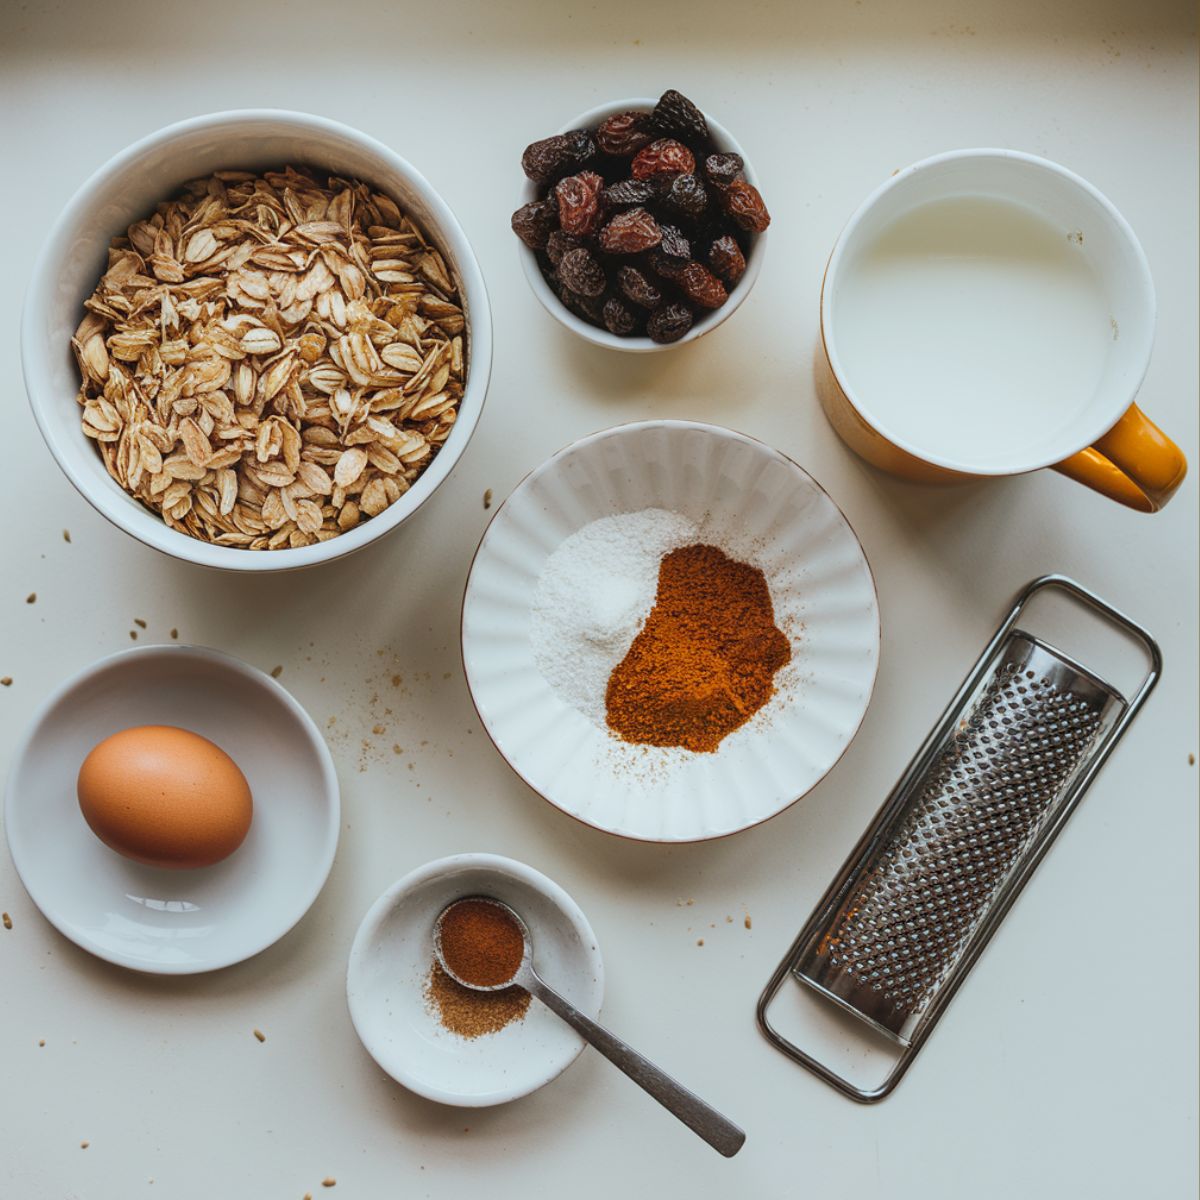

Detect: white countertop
1,1,1196,1196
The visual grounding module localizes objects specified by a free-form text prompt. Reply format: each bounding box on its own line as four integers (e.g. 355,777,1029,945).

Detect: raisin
602,178,657,208
648,90,710,146
631,139,696,180
658,223,692,261
555,171,605,237
676,261,728,310
703,153,744,189
558,247,606,297
617,265,663,309
707,234,747,286
510,200,557,250
546,230,582,267
646,250,689,283
595,111,654,156
557,281,605,323
663,173,708,221
602,296,638,336
521,129,597,184
599,208,662,253
647,303,694,344
721,178,771,233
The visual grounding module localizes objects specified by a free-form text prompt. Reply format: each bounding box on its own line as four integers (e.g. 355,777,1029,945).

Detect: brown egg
77,725,253,869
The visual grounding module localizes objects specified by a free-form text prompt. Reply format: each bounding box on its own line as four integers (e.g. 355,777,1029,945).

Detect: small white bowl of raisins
512,90,770,352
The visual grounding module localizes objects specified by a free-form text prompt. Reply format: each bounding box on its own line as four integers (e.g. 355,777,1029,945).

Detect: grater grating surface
795,631,1125,1044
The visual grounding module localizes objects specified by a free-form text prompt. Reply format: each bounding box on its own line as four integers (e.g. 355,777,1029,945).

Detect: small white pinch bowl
517,98,768,352
347,853,603,1107
22,109,492,572
461,420,880,842
4,645,339,974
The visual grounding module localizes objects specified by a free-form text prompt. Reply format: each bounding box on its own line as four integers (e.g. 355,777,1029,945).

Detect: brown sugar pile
605,543,790,753
425,964,530,1038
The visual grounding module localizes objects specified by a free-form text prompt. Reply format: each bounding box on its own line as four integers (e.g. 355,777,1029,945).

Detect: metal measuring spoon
433,896,745,1157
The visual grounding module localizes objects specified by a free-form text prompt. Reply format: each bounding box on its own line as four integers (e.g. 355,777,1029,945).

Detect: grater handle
756,574,1162,1103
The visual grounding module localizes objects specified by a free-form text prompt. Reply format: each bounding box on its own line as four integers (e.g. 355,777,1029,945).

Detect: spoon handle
524,971,745,1157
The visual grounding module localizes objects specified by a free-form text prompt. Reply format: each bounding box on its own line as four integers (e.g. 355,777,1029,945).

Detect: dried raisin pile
511,88,771,343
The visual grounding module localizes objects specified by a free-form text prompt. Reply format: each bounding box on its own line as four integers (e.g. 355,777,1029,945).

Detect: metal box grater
757,575,1161,1102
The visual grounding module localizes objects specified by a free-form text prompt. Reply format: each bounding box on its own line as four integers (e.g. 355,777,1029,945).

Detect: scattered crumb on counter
725,915,733,923
253,1028,266,1043
697,939,704,946
1,677,11,687
25,593,36,604
483,488,493,509
129,631,138,640
392,744,403,755
322,1179,337,1189
304,1194,313,1200
1190,753,1196,766
2,912,11,929
372,724,386,735
270,665,283,678
744,915,752,930
62,530,71,543
38,1039,45,1047
133,618,147,629
170,628,178,640
80,1141,89,1150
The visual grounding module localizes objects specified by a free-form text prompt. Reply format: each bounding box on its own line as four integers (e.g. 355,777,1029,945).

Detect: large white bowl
4,645,340,973
22,109,492,572
517,98,768,352
347,854,604,1107
461,421,880,842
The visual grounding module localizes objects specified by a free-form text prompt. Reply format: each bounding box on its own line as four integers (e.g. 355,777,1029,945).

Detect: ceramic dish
517,98,768,352
4,645,339,973
347,854,603,1106
461,420,880,842
21,109,492,572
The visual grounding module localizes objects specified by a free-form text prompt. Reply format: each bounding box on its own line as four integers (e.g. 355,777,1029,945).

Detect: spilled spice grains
425,963,530,1039
606,544,790,752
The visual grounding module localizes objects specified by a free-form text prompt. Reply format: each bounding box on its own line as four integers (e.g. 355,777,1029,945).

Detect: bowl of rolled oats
22,110,491,569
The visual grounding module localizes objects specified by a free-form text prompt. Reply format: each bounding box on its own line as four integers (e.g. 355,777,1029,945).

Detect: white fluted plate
461,420,880,842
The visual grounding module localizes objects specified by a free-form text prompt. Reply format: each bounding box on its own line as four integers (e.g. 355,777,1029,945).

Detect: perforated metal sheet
795,632,1125,1044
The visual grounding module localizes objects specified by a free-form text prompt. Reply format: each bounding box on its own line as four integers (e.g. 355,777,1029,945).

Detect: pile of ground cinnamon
605,544,790,753
425,898,531,1039
425,964,530,1039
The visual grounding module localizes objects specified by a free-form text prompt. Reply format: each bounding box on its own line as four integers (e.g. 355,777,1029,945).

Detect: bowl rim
21,108,493,573
345,851,605,1106
458,418,882,843
3,642,342,974
516,96,769,353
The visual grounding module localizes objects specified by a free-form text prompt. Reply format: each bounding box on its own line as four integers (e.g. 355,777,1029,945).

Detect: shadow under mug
819,149,1187,513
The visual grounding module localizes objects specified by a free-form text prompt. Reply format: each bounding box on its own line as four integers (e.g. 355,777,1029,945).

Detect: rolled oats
73,167,467,550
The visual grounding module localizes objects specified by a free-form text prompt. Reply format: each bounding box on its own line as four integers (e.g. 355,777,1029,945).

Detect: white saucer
347,854,604,1107
461,420,881,842
4,645,340,974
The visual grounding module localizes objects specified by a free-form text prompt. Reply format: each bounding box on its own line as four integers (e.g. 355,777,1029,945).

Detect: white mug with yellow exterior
819,149,1186,512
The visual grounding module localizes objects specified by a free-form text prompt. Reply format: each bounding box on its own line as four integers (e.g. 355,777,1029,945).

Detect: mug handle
1052,403,1188,513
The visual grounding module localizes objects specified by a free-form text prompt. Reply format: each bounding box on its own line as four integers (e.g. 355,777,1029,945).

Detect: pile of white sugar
530,508,699,729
